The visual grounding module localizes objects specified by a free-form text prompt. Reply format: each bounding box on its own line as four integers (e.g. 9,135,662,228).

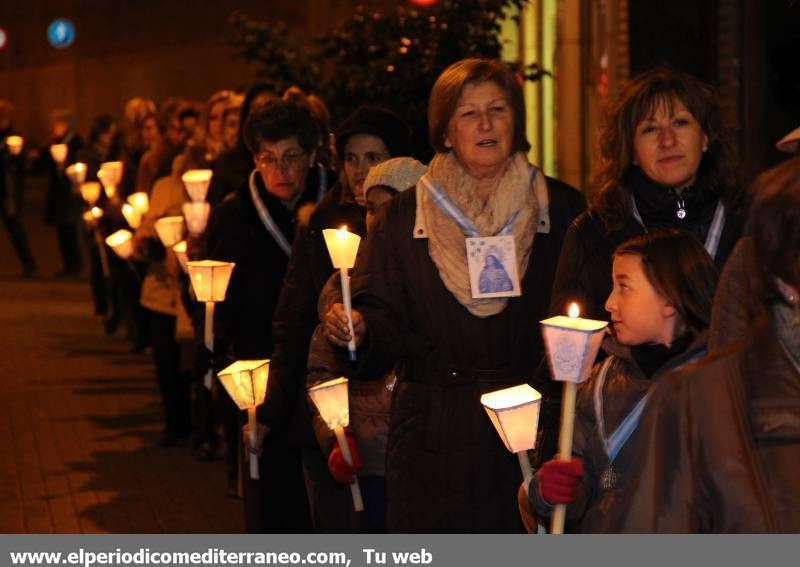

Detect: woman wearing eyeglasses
198,98,328,532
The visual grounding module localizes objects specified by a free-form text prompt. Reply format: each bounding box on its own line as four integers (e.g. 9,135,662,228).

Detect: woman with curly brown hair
551,67,743,321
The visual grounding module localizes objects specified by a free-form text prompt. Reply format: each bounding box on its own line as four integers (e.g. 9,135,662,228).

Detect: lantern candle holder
217,359,270,480
65,162,86,185
106,229,134,260
6,135,23,156
122,203,142,229
308,377,364,511
481,384,542,489
187,260,236,389
127,192,150,216
98,161,123,199
540,303,607,534
50,143,68,165
322,227,361,361
181,169,213,202
80,182,102,207
154,216,185,248
182,201,211,236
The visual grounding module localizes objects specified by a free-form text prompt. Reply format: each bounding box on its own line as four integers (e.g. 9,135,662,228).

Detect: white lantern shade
65,162,87,185
181,169,213,202
541,315,607,384
82,210,95,224
481,384,542,453
122,203,142,229
106,229,134,259
97,169,116,198
186,259,235,302
127,192,150,215
182,201,211,236
90,206,104,219
154,216,185,247
99,161,124,186
217,359,270,410
6,135,23,156
50,143,68,164
172,241,188,273
308,377,350,429
322,227,361,269
80,182,102,206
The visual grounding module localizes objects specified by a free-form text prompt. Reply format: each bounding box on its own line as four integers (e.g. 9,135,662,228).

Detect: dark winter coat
350,176,585,533
528,333,707,533
1,128,25,216
203,167,328,362
551,172,742,320
44,133,84,226
617,314,800,533
262,181,364,446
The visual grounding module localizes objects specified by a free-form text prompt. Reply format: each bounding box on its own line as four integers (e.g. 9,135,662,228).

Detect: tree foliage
227,0,545,159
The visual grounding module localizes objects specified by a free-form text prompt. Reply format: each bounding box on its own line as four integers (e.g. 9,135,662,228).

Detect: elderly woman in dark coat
326,58,585,532
551,68,742,321
617,155,800,533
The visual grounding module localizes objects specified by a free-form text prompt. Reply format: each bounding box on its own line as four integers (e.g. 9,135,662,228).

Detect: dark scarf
630,331,694,378
630,164,720,241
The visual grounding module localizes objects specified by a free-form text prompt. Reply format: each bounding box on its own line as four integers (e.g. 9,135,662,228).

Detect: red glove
327,434,363,484
539,458,584,505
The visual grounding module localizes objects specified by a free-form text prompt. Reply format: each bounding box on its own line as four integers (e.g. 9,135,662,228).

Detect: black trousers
1,211,35,272
55,223,82,272
149,310,191,439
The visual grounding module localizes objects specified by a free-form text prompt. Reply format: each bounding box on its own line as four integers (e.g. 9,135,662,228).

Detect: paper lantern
65,162,86,185
540,302,608,534
106,229,134,259
186,260,235,303
122,203,142,229
182,201,211,236
50,143,68,164
322,227,361,269
172,241,188,273
153,216,185,248
322,227,362,361
80,182,102,206
218,359,270,480
308,377,364,511
181,169,213,202
127,192,150,215
6,135,23,156
98,161,123,198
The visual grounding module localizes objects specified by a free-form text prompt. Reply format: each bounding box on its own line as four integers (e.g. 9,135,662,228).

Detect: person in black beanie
250,105,410,532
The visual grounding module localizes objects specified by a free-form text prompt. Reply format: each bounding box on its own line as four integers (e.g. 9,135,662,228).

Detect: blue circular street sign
47,18,75,49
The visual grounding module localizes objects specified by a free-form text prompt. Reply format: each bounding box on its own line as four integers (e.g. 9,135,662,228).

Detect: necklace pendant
600,464,617,490
676,198,686,219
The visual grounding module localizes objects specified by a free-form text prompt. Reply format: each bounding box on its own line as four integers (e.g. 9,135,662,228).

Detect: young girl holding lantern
521,228,718,533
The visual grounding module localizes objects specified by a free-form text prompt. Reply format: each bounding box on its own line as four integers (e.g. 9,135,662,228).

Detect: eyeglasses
254,149,307,170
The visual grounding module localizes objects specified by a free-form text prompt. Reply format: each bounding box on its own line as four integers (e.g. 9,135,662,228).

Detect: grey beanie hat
364,157,427,196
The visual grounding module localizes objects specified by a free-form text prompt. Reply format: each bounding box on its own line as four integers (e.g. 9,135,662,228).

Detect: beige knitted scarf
421,151,539,317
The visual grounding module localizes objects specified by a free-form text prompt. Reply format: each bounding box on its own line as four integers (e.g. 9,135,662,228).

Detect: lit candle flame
91,206,103,219
568,302,580,318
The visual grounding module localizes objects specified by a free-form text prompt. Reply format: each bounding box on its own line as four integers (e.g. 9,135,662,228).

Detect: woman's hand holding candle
324,303,367,347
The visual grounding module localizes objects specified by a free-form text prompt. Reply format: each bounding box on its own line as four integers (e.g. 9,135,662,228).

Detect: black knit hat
335,106,411,159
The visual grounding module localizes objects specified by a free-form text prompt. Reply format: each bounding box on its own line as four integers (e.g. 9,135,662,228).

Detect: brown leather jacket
617,314,800,533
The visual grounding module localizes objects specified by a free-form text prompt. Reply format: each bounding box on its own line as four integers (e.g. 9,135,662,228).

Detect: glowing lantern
540,302,607,534
181,169,213,202
50,144,68,164
187,260,236,389
6,135,23,156
182,201,211,236
106,229,134,260
65,162,86,185
122,203,142,229
308,377,364,511
79,182,102,206
322,227,362,361
98,161,123,198
154,216,185,248
127,192,150,216
217,359,270,479
172,241,188,273
481,384,542,488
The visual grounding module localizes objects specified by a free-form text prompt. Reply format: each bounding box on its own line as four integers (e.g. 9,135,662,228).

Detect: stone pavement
0,182,244,533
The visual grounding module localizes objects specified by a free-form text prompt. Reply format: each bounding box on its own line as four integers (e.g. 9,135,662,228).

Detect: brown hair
428,58,528,154
592,67,739,232
748,155,800,295
614,228,719,333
